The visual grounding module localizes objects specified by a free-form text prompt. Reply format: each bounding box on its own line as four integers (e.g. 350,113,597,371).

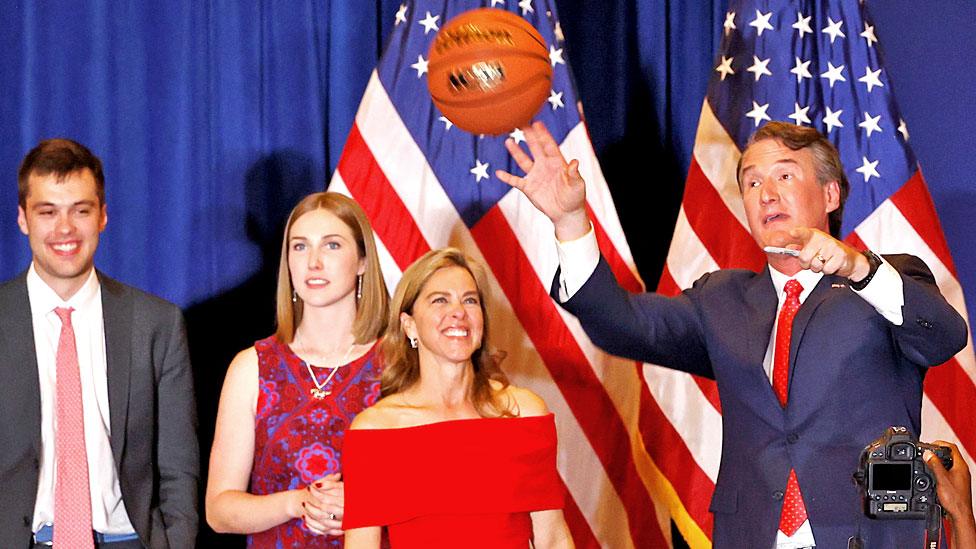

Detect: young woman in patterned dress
206,192,389,548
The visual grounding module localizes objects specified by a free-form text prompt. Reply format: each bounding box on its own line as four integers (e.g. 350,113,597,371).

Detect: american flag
330,0,673,546
655,0,976,545
330,0,976,548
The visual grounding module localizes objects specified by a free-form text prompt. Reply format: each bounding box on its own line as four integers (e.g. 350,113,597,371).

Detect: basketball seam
430,73,552,108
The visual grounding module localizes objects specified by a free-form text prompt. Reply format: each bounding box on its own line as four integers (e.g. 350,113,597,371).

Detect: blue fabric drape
1,2,973,547
1,0,725,305
0,1,400,306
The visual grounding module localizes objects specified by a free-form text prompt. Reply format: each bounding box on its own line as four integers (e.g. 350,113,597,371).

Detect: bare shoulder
217,346,259,405
226,346,259,379
496,383,550,417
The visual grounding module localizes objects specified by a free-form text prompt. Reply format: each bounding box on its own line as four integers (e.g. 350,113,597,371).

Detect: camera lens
914,474,931,491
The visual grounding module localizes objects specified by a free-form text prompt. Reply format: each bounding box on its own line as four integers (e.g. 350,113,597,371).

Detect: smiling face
18,169,107,300
287,208,365,310
739,138,840,249
401,265,485,368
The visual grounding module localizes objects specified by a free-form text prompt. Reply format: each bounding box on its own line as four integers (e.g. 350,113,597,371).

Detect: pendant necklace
301,343,356,400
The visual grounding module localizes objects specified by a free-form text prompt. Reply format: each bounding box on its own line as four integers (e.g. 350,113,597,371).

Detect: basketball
427,8,552,135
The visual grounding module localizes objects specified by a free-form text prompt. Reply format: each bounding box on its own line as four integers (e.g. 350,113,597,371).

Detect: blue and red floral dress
248,335,382,548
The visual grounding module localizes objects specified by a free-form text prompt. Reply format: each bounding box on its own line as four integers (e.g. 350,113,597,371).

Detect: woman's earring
292,290,298,303
356,274,363,301
409,337,418,349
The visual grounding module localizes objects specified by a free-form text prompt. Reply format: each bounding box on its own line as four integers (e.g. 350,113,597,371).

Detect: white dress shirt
555,227,906,549
27,264,135,535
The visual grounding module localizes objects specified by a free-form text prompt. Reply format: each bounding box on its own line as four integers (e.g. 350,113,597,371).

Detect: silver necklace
302,344,356,399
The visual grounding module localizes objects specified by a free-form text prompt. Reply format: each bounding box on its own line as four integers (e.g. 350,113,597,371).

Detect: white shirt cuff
852,257,904,326
555,223,599,302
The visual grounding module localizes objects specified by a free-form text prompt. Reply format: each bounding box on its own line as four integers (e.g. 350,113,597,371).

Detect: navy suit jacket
0,271,199,549
555,254,966,548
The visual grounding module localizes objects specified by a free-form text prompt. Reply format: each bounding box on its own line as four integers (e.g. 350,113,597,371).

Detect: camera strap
849,476,865,549
923,503,943,549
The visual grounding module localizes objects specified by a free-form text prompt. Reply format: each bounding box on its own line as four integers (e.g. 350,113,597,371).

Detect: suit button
787,433,799,444
33,457,40,469
23,515,31,526
773,490,784,500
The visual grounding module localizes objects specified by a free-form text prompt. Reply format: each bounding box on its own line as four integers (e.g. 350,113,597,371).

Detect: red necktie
773,280,808,536
53,307,95,549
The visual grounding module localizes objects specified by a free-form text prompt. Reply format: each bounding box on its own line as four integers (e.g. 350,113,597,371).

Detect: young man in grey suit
0,139,198,548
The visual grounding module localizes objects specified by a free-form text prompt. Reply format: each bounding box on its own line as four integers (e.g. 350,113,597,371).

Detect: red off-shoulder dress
342,413,563,548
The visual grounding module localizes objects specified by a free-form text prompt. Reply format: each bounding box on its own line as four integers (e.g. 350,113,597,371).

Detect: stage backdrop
0,1,972,547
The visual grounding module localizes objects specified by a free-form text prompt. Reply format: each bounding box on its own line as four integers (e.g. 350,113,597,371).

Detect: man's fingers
567,159,581,181
821,253,847,276
924,450,948,475
537,125,563,158
504,137,535,173
523,123,548,161
495,170,522,189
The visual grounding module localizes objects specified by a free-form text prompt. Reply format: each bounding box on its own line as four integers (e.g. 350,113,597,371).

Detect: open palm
496,121,589,240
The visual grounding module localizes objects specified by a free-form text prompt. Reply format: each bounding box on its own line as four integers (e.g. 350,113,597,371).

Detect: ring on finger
816,254,828,263
329,512,337,521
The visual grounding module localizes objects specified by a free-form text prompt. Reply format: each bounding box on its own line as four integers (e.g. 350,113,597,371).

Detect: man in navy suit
497,121,967,548
0,139,198,548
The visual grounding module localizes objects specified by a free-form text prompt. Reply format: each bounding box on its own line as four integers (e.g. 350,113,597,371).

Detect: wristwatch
850,250,882,291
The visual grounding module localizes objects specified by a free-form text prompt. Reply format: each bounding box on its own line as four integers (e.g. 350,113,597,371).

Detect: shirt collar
767,264,823,304
26,264,101,314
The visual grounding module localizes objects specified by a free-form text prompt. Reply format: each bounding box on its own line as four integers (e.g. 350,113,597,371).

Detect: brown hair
274,192,389,344
736,121,850,238
18,138,106,208
380,248,511,417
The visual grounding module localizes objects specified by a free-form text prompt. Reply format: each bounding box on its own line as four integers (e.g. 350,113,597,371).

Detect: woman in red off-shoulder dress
342,248,574,549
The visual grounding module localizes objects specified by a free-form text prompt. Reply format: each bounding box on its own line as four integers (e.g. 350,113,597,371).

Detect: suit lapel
0,273,43,456
99,272,131,465
787,274,846,395
745,267,778,387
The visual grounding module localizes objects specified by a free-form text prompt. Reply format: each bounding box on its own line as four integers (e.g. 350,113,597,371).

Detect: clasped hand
300,472,344,536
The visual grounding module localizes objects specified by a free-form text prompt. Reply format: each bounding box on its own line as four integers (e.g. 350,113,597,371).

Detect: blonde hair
274,192,389,344
380,248,511,417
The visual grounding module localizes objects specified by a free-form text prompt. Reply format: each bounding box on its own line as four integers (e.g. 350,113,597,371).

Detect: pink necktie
53,307,95,549
773,280,808,536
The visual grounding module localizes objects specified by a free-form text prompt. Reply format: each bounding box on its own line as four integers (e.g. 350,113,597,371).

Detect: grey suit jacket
0,270,198,549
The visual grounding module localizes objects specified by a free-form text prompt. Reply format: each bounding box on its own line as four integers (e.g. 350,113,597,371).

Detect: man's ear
824,180,841,213
17,206,29,236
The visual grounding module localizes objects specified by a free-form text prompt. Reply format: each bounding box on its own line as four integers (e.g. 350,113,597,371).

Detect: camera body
856,426,953,520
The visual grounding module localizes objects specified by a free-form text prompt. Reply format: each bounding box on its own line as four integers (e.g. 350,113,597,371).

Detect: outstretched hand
495,121,590,241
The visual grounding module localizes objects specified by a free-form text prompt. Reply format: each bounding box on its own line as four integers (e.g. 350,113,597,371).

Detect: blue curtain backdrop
1,1,973,547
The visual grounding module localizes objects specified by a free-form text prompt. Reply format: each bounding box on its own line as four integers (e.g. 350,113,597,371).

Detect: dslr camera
855,426,953,520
